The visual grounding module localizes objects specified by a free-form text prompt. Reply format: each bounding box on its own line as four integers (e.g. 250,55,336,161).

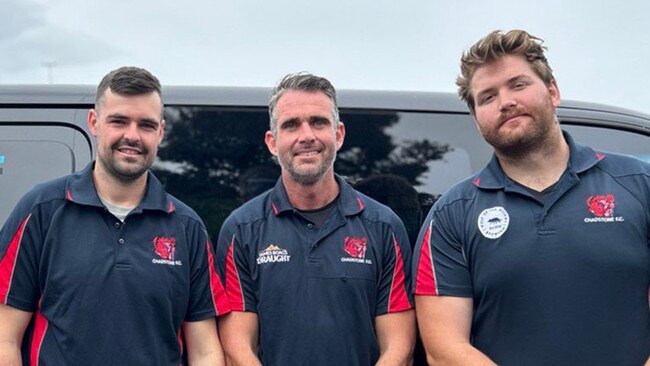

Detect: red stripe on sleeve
0,215,31,303
415,221,438,295
388,234,411,312
206,241,231,315
30,306,48,366
225,237,245,311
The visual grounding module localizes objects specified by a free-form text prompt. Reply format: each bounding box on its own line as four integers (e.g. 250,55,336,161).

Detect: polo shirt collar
473,130,604,190
65,161,175,213
269,175,365,217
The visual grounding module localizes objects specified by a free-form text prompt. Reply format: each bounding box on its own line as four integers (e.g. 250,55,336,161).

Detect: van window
0,125,92,223
156,106,490,239
562,124,650,162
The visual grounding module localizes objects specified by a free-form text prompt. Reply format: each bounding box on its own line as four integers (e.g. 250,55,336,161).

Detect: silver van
2,85,650,235
2,84,650,365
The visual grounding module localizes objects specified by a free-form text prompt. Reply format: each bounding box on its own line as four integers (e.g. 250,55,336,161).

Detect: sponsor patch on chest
257,244,291,264
477,206,510,239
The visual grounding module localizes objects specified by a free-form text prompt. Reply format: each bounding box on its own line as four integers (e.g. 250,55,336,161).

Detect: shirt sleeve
185,221,230,321
375,214,414,316
412,203,473,297
0,194,43,312
215,217,257,313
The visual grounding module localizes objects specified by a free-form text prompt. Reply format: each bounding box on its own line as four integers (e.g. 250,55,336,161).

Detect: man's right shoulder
431,173,481,214
222,190,273,229
12,175,70,215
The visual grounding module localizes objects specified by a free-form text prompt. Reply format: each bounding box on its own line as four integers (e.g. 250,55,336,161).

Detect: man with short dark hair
216,72,416,365
413,30,650,365
0,66,230,365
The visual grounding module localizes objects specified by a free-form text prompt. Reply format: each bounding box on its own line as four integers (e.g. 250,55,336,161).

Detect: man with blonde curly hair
413,30,650,365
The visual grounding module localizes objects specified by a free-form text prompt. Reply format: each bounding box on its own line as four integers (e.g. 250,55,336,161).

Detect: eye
140,122,158,131
280,120,298,130
479,94,494,105
513,82,526,90
311,119,329,128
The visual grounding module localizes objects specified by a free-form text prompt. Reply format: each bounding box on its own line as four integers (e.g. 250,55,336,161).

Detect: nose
499,92,517,112
123,122,141,142
297,122,316,143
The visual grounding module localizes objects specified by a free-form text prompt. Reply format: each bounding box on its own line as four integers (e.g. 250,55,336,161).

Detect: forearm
424,343,496,366
223,350,262,366
374,345,413,366
0,341,22,366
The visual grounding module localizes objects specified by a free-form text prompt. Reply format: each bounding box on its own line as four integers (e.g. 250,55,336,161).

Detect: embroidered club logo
257,244,291,265
477,206,509,239
152,236,182,266
586,194,614,217
341,236,372,264
344,236,367,258
584,194,624,223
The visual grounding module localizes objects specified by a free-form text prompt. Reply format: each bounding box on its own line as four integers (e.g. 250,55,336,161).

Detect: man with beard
215,72,415,365
413,30,650,365
0,67,230,365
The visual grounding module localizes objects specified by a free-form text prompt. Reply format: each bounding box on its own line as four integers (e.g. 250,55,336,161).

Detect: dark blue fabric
0,162,220,366
413,132,650,365
217,176,414,366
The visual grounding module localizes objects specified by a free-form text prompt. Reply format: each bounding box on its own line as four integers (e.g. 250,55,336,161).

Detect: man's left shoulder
165,193,205,226
354,191,403,226
595,151,650,177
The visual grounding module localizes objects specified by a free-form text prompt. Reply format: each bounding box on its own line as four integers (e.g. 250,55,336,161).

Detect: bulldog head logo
153,236,176,260
344,236,367,258
586,194,615,217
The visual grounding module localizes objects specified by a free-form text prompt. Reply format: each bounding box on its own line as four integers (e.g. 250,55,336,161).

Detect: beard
481,100,558,159
98,140,153,183
278,146,336,186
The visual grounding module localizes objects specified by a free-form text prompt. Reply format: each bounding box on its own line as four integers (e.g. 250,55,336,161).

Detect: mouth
501,113,528,125
294,149,321,157
115,144,145,157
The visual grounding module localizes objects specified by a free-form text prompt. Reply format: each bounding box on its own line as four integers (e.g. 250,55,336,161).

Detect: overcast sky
1,0,648,115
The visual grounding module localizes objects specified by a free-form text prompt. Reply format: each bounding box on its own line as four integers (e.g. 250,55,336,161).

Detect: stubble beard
279,148,336,186
99,140,153,184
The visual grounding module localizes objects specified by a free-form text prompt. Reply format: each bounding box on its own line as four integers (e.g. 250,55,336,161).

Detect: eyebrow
107,113,160,127
475,74,533,99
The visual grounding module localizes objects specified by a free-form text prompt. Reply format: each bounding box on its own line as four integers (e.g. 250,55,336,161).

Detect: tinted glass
562,124,650,162
156,106,489,241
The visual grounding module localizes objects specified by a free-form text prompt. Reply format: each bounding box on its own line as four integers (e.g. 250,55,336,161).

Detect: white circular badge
477,206,510,239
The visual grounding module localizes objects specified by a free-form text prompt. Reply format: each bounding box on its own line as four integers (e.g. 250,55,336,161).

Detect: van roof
1,84,649,124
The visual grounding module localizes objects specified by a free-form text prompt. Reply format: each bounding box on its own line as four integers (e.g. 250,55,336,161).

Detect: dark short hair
268,72,339,135
95,66,162,111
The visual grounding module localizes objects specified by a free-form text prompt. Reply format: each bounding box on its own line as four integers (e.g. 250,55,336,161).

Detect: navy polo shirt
216,176,414,365
413,132,650,365
0,162,230,366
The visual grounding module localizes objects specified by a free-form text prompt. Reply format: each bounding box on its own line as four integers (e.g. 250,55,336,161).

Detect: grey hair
268,72,339,135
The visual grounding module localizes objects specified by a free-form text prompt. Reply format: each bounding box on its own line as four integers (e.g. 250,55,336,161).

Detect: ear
158,119,166,143
335,121,346,151
549,79,561,107
87,109,99,136
264,131,278,157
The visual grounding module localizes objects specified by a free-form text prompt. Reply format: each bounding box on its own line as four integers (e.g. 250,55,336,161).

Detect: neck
93,162,147,208
496,128,570,191
282,171,340,210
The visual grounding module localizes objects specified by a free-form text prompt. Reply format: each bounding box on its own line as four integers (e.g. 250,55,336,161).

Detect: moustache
112,140,148,154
